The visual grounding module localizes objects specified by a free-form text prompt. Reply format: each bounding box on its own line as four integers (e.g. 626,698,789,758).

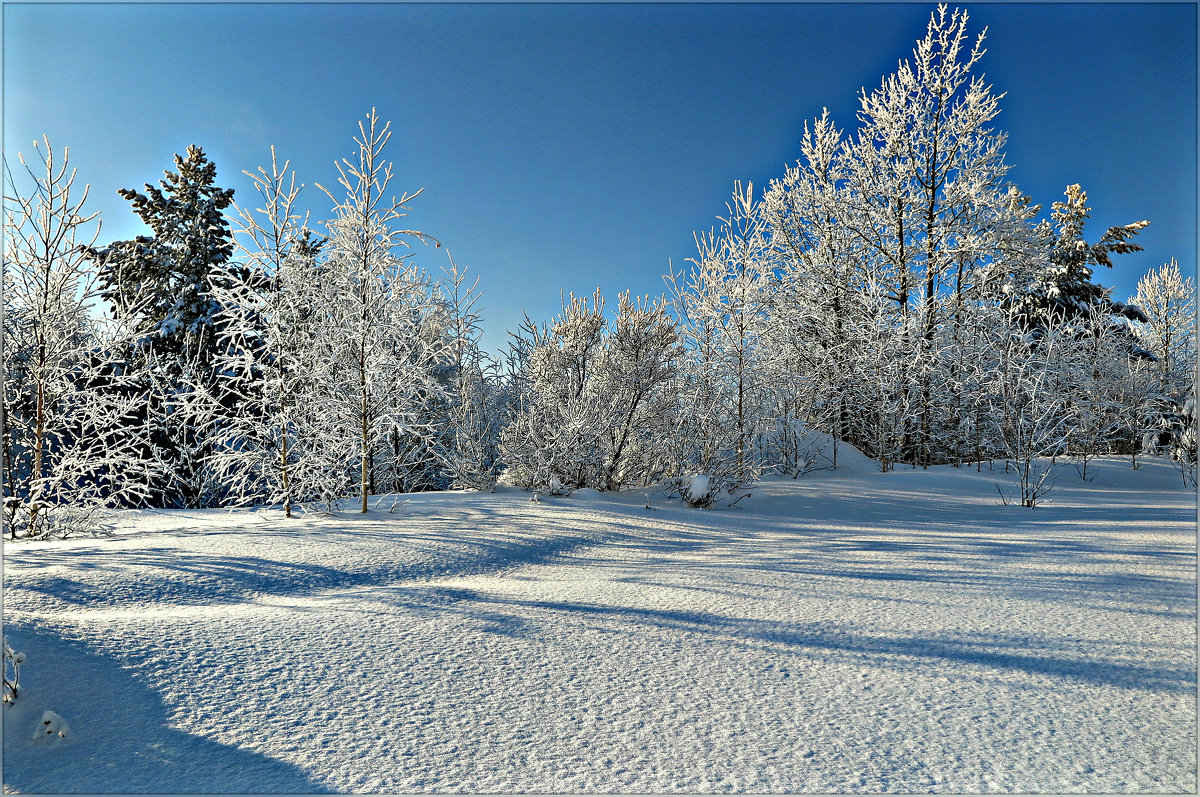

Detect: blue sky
4,2,1195,352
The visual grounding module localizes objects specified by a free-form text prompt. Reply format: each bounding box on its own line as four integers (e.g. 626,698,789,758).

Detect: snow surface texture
3,456,1195,793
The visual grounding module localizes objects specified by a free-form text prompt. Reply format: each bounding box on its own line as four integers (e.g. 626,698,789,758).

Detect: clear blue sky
5,2,1196,352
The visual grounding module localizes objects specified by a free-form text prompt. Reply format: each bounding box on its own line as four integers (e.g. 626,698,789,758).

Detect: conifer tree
86,145,237,507
91,145,236,371
1003,184,1150,341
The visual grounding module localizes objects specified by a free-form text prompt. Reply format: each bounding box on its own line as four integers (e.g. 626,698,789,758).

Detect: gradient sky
4,2,1196,352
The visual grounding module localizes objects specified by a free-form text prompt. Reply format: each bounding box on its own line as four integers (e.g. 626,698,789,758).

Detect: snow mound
799,429,875,472
684,474,711,504
32,710,69,742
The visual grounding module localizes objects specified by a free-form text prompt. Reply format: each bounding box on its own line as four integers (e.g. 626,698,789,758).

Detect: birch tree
838,4,1027,465
1130,259,1196,395
207,148,337,516
437,259,500,490
317,109,445,513
672,181,771,483
3,138,157,537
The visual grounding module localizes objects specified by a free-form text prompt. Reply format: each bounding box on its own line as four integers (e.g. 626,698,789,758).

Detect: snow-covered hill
3,456,1195,792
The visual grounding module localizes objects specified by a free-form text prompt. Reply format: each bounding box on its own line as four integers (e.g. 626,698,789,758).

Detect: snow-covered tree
1003,184,1150,344
1128,261,1197,482
499,290,608,491
3,138,159,537
834,4,1030,466
987,309,1076,507
1062,307,1131,480
316,109,446,512
205,148,344,516
85,145,238,507
499,289,679,493
669,181,772,487
1130,258,1196,394
436,259,501,491
598,292,680,491
759,110,862,469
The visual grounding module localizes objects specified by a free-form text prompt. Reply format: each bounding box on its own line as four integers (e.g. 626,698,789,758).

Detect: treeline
4,7,1196,537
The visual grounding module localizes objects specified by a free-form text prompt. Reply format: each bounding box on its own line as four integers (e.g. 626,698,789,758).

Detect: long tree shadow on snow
580,492,1197,617
1,623,332,794
403,589,1196,695
6,518,619,611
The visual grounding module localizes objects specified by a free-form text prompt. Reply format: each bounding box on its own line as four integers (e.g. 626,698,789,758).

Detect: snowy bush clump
499,289,679,494
33,710,70,741
671,471,751,509
683,474,712,506
1143,393,1198,487
755,418,837,477
3,637,25,704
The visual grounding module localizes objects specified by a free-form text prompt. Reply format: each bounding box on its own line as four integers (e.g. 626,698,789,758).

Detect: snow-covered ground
3,455,1196,793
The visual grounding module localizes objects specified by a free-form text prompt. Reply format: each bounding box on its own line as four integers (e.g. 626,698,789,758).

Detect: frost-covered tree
670,181,771,485
1003,184,1150,343
599,292,680,491
1130,259,1196,394
436,260,501,491
85,145,238,507
499,289,679,493
834,4,1030,466
499,291,608,491
1129,259,1197,481
3,138,158,537
1062,307,1131,480
205,148,344,516
759,110,862,469
90,145,237,365
316,109,446,513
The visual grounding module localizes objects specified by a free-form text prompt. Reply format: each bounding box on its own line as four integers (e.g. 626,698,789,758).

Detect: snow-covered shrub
499,289,678,493
755,417,835,477
682,474,713,507
33,710,69,741
670,470,751,509
3,637,24,704
1144,391,1198,487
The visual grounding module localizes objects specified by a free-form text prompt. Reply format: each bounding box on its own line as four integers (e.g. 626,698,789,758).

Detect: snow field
3,456,1196,792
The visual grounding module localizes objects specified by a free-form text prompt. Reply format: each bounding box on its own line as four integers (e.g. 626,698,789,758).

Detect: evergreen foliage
85,145,239,508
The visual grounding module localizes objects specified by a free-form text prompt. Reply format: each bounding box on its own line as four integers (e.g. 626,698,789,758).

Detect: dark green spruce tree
1003,183,1151,350
87,145,239,507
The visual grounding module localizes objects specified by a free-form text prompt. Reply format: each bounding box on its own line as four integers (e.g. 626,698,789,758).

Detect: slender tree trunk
29,371,46,538
278,380,293,518
359,347,369,513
